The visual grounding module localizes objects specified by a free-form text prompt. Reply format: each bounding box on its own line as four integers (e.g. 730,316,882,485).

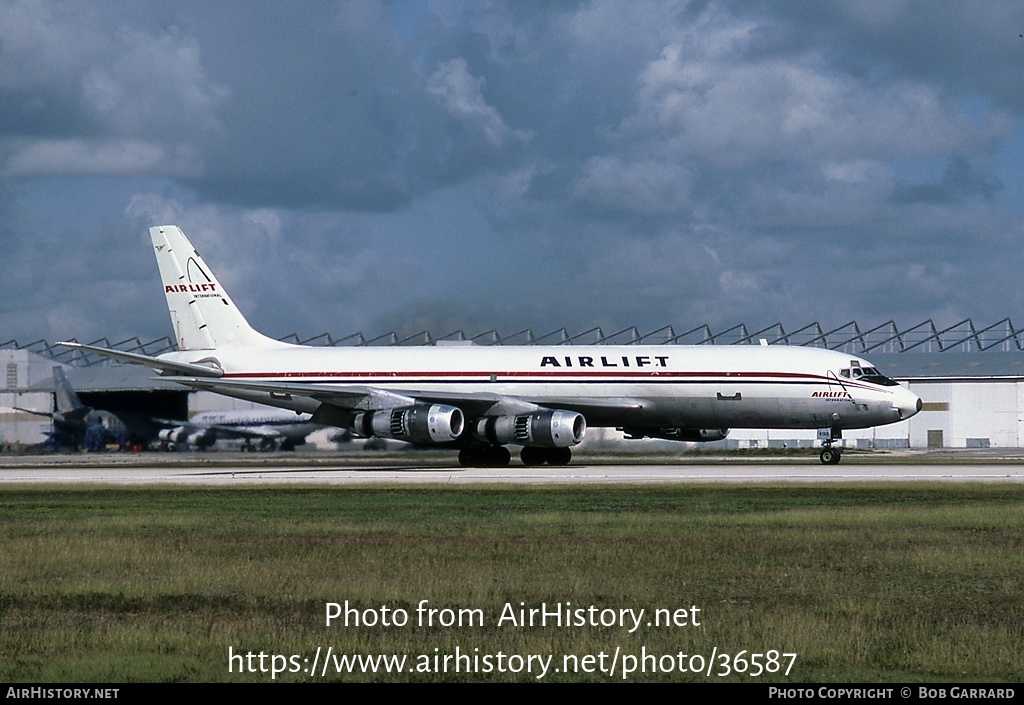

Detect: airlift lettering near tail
61,226,922,466
165,283,218,294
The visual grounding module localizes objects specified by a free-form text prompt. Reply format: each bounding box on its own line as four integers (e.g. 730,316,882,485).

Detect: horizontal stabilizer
57,342,223,378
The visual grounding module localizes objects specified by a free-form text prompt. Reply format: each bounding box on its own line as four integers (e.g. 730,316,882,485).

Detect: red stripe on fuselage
218,369,886,392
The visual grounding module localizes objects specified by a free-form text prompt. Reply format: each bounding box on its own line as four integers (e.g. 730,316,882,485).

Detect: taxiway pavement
1,452,1023,485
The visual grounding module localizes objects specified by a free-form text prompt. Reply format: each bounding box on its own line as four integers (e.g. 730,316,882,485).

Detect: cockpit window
839,366,898,386
860,369,899,386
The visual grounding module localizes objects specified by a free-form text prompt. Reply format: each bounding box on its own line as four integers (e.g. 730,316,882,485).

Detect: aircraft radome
61,226,922,466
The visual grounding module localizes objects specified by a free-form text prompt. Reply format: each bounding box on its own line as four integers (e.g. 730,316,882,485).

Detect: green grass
0,484,1021,682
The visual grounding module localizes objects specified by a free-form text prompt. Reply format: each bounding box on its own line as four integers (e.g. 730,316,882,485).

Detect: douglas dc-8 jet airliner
62,226,921,466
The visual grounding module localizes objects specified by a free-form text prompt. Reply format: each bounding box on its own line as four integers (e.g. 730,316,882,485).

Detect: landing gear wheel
519,447,573,466
548,447,572,466
459,446,511,467
520,446,545,466
487,445,511,466
819,448,842,465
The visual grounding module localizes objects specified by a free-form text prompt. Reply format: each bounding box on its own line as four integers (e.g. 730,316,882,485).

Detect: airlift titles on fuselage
540,354,670,369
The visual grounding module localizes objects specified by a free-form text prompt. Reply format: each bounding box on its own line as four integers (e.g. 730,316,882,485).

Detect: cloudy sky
3,0,1024,346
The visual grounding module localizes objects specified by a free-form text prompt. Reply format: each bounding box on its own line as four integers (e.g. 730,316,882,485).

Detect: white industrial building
0,350,64,448
4,319,1024,452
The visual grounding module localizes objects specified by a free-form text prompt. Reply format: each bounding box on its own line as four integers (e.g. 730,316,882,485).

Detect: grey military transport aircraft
17,367,156,451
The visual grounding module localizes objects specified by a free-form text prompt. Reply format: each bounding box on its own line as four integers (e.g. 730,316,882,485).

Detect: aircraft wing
13,407,55,418
167,376,652,421
174,377,420,410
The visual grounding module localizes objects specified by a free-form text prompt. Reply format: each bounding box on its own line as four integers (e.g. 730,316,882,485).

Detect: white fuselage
161,343,920,432
63,224,923,463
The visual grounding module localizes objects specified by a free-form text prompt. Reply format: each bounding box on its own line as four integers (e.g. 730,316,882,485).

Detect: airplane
20,366,314,452
17,366,158,451
155,407,322,451
60,225,922,466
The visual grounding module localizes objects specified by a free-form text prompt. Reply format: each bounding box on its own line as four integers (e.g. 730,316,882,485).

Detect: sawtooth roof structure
6,319,1024,382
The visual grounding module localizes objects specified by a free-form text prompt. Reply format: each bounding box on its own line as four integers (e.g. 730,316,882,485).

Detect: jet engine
350,404,464,444
621,427,730,442
158,428,188,444
472,410,586,448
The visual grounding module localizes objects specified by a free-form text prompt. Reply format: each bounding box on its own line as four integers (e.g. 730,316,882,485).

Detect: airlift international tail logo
165,282,218,294
164,256,221,297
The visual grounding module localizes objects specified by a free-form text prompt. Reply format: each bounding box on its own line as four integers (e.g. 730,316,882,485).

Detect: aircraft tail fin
53,366,88,418
150,226,291,351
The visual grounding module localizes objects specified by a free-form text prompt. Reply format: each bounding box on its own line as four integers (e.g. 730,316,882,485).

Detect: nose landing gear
819,446,842,464
818,426,843,465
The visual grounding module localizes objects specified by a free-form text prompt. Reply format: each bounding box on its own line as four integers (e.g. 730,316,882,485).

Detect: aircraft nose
895,387,923,421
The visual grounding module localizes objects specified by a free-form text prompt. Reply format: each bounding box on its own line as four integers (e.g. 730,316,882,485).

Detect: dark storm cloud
172,1,544,210
760,1,1024,112
3,1,1024,344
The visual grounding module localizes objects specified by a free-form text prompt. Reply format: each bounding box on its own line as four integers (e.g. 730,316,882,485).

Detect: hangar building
2,319,1022,451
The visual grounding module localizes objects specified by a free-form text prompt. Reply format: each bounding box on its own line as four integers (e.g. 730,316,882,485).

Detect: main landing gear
520,446,572,466
457,446,573,467
458,445,511,467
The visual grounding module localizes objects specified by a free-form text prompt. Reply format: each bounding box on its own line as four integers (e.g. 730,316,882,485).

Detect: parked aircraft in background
156,408,321,451
17,366,314,452
17,367,157,451
61,226,922,465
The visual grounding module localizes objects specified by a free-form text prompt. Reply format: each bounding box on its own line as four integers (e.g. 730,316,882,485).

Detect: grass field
0,484,1021,682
